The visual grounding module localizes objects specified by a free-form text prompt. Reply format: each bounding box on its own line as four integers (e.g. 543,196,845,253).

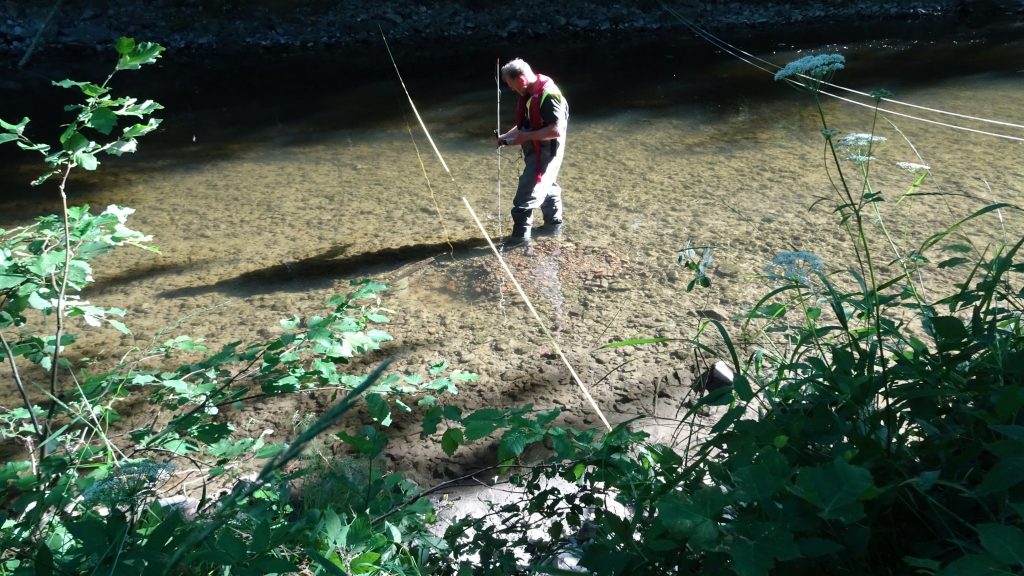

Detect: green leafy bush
0,39,473,576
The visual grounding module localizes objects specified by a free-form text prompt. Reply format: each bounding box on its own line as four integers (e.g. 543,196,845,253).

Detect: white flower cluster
774,53,846,81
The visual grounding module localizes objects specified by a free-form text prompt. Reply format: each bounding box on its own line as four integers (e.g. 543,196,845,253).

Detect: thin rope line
464,197,613,432
381,29,451,175
825,82,1024,130
662,4,1024,138
382,29,456,252
404,123,455,252
819,89,1024,142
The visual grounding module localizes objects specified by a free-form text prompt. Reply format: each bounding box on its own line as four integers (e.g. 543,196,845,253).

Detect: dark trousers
511,150,564,238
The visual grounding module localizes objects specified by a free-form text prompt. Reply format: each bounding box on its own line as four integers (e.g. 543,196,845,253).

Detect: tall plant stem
42,163,75,458
1,331,41,437
815,92,895,450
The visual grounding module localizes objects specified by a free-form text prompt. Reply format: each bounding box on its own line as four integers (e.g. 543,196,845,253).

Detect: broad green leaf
117,100,163,117
116,38,165,70
346,515,374,549
0,274,26,290
799,538,844,558
321,509,346,548
441,428,463,456
189,422,234,444
0,116,30,131
366,393,392,426
462,408,505,441
0,133,19,144
52,79,108,97
107,319,131,335
974,457,1024,496
730,522,802,576
214,531,246,562
421,406,442,437
990,425,1024,440
87,107,118,135
27,290,52,311
929,315,968,345
937,553,1007,576
976,523,1024,566
792,458,875,522
655,487,729,549
106,138,138,156
61,130,89,152
350,551,381,574
497,430,527,463
27,251,65,277
733,450,791,502
254,443,286,459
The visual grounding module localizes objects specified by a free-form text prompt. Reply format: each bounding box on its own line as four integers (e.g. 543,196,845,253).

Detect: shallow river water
2,28,1022,480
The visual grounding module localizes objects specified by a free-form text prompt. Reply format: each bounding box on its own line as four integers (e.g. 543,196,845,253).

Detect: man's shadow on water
155,238,494,299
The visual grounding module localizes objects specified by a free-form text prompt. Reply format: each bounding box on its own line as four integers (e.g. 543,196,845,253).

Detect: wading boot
537,221,563,237
502,224,532,249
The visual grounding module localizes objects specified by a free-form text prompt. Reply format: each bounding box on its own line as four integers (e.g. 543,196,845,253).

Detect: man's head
501,58,536,96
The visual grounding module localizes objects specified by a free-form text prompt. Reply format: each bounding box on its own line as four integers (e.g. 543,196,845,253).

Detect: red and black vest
515,74,553,183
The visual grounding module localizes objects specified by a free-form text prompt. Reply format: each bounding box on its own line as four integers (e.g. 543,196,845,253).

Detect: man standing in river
497,58,568,247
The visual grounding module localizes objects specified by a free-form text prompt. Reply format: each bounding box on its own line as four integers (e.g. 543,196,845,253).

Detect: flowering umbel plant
774,53,845,88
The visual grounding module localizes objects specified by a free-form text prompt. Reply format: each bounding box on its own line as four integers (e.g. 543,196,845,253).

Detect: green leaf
462,408,505,441
0,133,19,144
189,422,234,444
729,523,802,576
107,319,131,335
974,457,1024,496
441,428,464,456
799,538,844,558
601,337,672,349
74,151,99,170
306,548,348,576
88,107,118,135
903,556,942,571
350,551,380,574
116,38,165,70
421,406,442,438
0,274,26,290
28,290,52,311
254,442,287,459
27,251,65,277
976,523,1024,566
61,130,89,152
929,315,968,345
497,430,527,463
655,486,729,549
938,553,1007,576
0,116,30,132
792,458,875,522
733,450,791,503
365,393,392,426
52,79,108,97
214,531,246,562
